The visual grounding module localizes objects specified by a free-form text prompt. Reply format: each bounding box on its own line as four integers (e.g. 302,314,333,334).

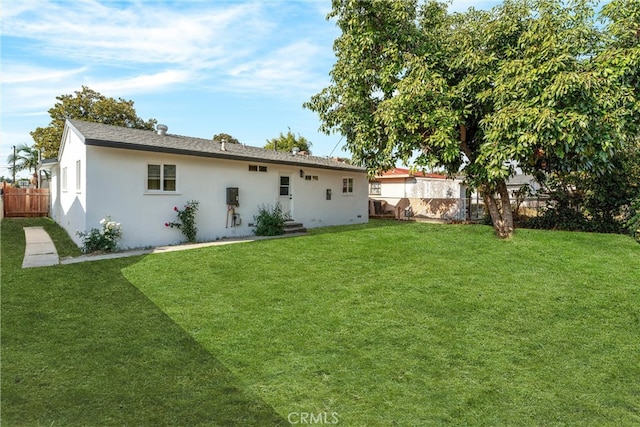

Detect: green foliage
32,86,157,159
264,129,312,153
6,143,40,177
305,0,638,238
166,201,199,243
625,198,640,243
76,216,122,253
528,138,640,234
253,203,286,236
212,133,240,144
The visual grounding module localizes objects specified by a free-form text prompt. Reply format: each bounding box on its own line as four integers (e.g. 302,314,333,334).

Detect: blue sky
1,0,501,179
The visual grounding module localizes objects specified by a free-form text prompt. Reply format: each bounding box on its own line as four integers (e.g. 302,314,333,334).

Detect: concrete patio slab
22,227,59,268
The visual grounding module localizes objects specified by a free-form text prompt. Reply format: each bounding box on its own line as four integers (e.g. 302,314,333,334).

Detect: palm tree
7,143,41,187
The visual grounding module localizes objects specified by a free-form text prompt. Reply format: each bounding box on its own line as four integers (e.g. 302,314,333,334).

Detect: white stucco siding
82,146,367,249
57,127,87,246
290,169,368,229
408,178,461,199
379,179,407,199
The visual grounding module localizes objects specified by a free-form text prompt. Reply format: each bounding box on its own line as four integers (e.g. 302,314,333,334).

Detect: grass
1,218,286,426
2,218,639,425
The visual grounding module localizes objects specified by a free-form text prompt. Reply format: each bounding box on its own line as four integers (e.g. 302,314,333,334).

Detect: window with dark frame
249,165,268,172
342,177,354,194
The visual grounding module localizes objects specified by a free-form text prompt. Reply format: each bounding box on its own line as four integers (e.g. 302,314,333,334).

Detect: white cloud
225,40,329,93
2,65,88,85
2,0,266,66
91,70,195,94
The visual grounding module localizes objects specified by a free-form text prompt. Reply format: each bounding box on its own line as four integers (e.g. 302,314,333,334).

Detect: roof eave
84,138,366,173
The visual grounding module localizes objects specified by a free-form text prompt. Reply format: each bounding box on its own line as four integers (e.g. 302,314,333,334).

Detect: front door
278,173,292,218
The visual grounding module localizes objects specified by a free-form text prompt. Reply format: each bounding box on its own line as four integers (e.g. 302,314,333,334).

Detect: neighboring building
369,167,541,221
41,119,368,249
369,168,467,220
369,168,465,200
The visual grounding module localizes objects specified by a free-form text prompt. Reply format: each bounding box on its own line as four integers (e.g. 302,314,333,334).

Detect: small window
305,175,312,181
62,167,68,192
369,181,381,195
312,176,318,181
75,160,82,192
147,164,161,190
342,177,354,194
249,165,258,172
163,164,176,191
259,166,268,172
147,164,176,192
280,175,290,196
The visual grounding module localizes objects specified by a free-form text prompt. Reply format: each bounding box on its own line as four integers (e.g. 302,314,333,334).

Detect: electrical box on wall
227,187,239,206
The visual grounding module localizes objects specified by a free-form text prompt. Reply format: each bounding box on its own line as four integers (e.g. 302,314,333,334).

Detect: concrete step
284,220,307,234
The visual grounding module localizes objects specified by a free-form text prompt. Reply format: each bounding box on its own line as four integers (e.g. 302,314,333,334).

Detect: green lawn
2,218,639,426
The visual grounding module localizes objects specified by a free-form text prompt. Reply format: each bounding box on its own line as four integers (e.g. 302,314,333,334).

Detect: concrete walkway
22,227,60,268
22,226,307,268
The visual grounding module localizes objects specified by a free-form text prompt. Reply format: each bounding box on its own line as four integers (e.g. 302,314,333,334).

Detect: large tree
213,133,240,144
305,0,636,238
32,86,157,159
265,129,312,153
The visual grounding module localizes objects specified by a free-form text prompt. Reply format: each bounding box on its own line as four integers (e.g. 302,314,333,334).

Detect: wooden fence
2,187,50,218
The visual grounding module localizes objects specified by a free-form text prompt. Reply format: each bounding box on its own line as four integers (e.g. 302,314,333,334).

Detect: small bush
626,198,640,243
253,203,286,236
165,201,200,243
77,216,122,253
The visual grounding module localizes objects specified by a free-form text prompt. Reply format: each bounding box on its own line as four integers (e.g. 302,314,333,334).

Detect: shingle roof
67,119,365,173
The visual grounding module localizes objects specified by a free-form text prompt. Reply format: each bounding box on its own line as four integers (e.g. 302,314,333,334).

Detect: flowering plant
77,216,122,253
165,200,199,243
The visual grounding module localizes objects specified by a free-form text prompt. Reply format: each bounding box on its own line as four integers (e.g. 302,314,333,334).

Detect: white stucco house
368,168,468,219
41,119,368,249
369,168,465,200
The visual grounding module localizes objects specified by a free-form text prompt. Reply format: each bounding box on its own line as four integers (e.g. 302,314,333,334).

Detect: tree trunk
480,179,514,239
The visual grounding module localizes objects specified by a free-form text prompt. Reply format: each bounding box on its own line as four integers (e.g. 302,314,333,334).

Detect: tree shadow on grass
2,245,287,426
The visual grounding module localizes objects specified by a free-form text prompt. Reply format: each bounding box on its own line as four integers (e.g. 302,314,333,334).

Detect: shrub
77,216,122,253
626,198,640,243
165,201,199,243
253,203,286,236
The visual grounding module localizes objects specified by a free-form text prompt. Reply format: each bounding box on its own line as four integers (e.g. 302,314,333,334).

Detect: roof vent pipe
157,124,168,135
221,139,226,151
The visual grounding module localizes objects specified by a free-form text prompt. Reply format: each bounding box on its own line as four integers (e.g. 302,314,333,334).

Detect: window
75,160,81,192
62,167,68,192
163,164,176,191
280,175,290,196
369,181,381,195
342,177,354,195
249,164,268,172
147,164,176,192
